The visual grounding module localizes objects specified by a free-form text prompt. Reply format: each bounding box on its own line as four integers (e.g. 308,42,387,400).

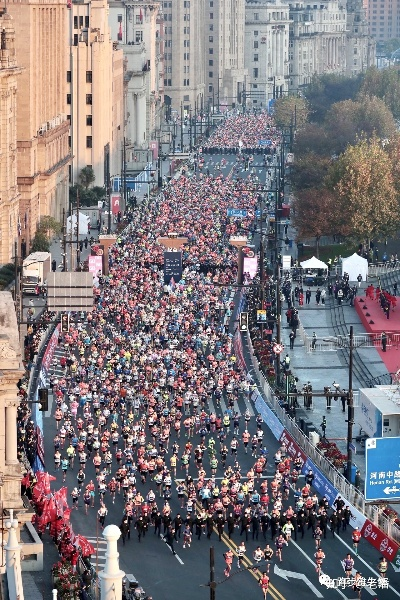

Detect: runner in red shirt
259,572,270,598
352,527,361,555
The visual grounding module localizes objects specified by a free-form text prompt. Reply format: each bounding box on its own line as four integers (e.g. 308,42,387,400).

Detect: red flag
54,487,69,515
139,7,143,21
118,21,122,41
73,534,95,557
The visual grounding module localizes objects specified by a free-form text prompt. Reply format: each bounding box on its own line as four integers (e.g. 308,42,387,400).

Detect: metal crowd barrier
246,331,400,546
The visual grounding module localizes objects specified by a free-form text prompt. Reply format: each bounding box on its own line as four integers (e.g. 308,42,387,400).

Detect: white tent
66,212,90,235
341,253,368,282
300,256,328,271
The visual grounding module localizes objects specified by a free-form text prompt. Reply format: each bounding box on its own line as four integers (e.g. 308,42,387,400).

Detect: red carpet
355,295,400,374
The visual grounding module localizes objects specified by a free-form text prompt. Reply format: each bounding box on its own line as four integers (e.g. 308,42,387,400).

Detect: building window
253,54,259,61
254,41,259,48
136,31,143,42
184,27,190,34
209,71,213,77
73,34,78,46
184,95,190,101
209,59,213,65
209,24,214,31
209,85,213,92
136,15,141,24
184,78,190,86
86,71,92,83
86,115,92,126
67,71,71,83
86,136,92,148
67,94,71,104
254,30,258,35
209,35,213,42
86,94,92,104
253,68,259,78
74,16,78,29
79,16,83,27
85,16,89,28
209,48,213,54
118,14,122,22
254,13,259,20
210,12,213,18
68,136,71,148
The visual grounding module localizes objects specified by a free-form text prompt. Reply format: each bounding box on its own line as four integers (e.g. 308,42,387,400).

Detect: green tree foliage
31,230,50,252
305,73,363,123
292,188,338,257
324,96,396,155
273,96,309,129
327,137,400,241
290,153,332,192
293,123,334,158
38,215,62,236
78,165,96,189
358,67,400,120
69,184,105,207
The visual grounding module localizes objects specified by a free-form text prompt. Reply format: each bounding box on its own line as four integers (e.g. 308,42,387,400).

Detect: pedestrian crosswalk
206,394,255,417
86,537,108,570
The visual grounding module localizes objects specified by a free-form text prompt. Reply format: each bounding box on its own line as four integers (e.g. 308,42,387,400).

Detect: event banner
361,519,399,562
253,392,284,440
164,251,182,284
279,429,307,467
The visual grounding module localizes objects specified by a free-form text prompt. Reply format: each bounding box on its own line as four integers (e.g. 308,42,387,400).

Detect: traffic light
239,312,248,331
38,388,49,412
61,313,70,333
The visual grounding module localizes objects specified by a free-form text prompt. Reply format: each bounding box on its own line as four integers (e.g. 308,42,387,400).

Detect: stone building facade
6,0,71,248
0,11,22,266
67,0,124,186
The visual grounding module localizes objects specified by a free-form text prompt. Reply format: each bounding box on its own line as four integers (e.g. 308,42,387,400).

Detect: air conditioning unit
309,431,320,446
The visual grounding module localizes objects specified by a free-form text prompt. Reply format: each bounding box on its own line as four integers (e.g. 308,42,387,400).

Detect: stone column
98,524,125,600
5,402,18,465
5,510,24,600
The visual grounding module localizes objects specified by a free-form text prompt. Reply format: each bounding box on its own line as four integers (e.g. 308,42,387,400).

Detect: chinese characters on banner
361,519,399,562
279,430,307,468
164,251,182,284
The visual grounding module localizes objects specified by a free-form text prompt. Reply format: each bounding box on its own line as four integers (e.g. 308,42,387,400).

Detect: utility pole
62,208,67,271
14,240,18,313
76,187,80,267
347,325,354,482
180,101,184,151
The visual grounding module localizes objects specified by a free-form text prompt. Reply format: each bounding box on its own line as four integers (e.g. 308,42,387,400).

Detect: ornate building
108,0,164,150
205,0,247,112
245,0,290,109
6,0,71,248
0,10,22,266
67,0,124,186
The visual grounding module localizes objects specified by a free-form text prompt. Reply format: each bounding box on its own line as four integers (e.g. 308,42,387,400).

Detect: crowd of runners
21,112,391,599
204,111,280,150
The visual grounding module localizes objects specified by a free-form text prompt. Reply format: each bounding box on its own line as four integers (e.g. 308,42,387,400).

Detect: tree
38,215,62,236
358,67,400,120
31,230,50,252
290,153,332,192
292,188,338,257
273,96,309,129
324,96,396,155
327,137,400,242
293,124,334,159
305,73,363,123
79,166,95,189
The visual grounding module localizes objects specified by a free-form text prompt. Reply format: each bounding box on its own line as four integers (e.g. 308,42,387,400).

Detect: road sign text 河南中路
365,437,400,501
227,208,248,218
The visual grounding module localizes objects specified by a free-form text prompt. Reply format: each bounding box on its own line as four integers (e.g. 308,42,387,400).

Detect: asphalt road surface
40,154,400,600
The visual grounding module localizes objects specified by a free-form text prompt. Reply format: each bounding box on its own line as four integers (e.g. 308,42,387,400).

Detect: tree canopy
273,96,309,130
358,67,400,120
327,138,400,241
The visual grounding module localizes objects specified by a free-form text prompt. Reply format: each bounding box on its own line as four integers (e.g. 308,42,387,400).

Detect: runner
377,556,388,578
236,540,246,569
224,549,234,577
264,544,274,573
352,571,363,599
352,526,361,555
275,533,286,562
342,553,354,577
314,547,325,575
259,572,270,599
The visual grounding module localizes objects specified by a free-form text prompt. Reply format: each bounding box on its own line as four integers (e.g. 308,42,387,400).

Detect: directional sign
255,210,261,218
274,565,322,598
365,436,400,501
227,208,248,218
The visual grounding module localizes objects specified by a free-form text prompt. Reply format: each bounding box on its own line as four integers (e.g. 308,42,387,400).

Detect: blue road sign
227,208,248,218
255,210,261,218
258,140,272,146
365,437,400,501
